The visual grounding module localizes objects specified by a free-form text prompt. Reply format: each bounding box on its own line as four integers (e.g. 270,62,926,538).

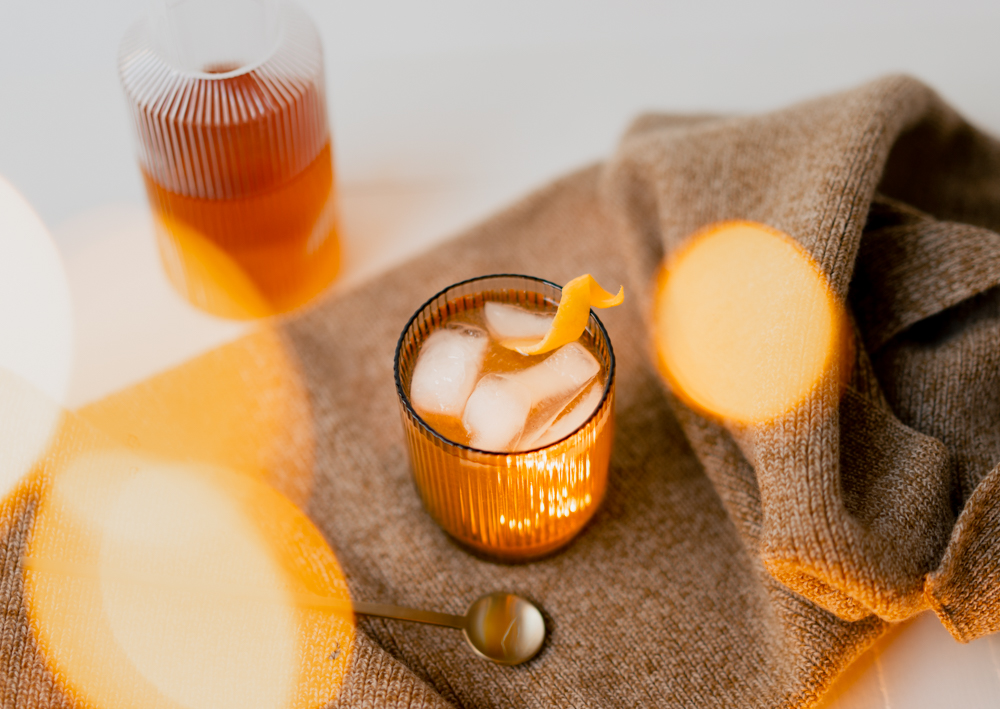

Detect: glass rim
393,273,616,457
126,1,292,82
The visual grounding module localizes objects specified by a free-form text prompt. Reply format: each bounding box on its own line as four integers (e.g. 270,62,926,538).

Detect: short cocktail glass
394,274,616,562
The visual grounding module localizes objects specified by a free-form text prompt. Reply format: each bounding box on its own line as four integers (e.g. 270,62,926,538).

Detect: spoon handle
352,601,466,630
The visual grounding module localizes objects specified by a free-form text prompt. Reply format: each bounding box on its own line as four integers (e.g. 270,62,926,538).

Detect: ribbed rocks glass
394,275,616,562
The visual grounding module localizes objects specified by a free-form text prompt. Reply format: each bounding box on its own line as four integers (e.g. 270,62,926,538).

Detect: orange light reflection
654,220,852,424
27,450,353,709
76,328,315,508
8,318,352,708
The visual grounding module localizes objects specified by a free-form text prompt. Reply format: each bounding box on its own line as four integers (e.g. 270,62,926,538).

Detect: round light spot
655,220,848,424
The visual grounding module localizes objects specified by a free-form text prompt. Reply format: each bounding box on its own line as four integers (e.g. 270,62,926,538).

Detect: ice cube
484,302,554,348
530,381,605,448
514,342,600,406
409,323,488,418
463,374,533,452
516,378,602,451
511,342,602,450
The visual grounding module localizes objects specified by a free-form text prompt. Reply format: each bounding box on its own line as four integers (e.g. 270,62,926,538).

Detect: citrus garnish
512,274,624,355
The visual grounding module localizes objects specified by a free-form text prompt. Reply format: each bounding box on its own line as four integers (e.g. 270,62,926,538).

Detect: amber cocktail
394,275,615,561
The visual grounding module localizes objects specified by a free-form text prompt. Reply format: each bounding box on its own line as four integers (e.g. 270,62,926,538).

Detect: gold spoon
354,591,546,666
25,558,545,665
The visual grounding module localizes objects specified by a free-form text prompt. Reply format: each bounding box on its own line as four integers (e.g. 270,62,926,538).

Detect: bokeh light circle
0,174,73,498
27,451,353,709
654,220,847,424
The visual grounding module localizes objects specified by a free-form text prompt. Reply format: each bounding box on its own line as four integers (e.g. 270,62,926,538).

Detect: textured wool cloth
3,75,1000,708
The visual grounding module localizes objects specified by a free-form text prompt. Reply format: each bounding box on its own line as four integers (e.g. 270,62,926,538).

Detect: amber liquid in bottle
143,139,339,319
122,20,339,319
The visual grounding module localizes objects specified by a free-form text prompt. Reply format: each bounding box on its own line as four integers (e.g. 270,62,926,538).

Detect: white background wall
2,1,999,229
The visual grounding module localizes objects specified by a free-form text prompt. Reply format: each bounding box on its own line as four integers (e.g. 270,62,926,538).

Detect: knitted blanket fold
2,75,998,708
601,74,1000,641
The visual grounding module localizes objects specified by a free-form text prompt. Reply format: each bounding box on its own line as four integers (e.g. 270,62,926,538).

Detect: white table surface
2,1,1000,706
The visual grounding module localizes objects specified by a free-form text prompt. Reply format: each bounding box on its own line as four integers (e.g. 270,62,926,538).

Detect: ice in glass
395,275,616,561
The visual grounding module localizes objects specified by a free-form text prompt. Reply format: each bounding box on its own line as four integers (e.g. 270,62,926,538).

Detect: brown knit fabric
601,74,1000,639
3,75,999,707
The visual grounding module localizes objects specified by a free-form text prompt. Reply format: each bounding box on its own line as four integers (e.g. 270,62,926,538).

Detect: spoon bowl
462,592,546,665
351,591,546,666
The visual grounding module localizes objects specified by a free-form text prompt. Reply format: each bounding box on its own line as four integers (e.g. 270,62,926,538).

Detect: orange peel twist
514,274,624,355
